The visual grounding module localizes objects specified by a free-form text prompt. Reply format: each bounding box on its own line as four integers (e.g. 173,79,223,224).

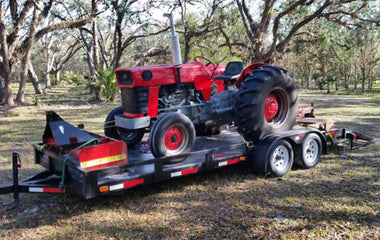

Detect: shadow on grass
0,151,378,239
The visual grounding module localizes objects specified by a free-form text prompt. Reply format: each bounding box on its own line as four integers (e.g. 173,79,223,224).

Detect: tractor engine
120,80,236,134
158,83,203,110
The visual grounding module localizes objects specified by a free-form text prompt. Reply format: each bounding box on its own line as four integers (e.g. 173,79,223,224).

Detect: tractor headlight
118,71,133,85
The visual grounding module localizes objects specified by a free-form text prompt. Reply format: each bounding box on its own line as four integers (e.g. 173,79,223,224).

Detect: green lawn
0,83,379,239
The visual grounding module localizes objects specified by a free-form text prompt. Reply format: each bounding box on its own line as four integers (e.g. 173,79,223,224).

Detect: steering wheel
194,56,215,68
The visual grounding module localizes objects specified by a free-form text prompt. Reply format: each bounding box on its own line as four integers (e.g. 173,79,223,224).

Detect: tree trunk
0,8,14,106
92,17,99,69
45,71,51,89
183,36,191,63
354,64,358,90
55,70,60,83
80,29,95,76
344,65,348,90
16,5,41,102
44,38,53,89
16,56,29,102
0,62,14,106
361,67,365,93
28,61,43,94
0,71,4,103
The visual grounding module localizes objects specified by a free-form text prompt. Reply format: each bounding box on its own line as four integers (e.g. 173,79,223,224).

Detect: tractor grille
121,87,149,114
117,71,133,85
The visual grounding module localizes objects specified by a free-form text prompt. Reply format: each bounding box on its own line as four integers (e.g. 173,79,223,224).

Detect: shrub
60,71,86,86
87,68,119,101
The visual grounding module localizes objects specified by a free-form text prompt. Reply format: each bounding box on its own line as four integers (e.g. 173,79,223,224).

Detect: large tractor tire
150,112,196,159
234,65,298,143
104,106,145,147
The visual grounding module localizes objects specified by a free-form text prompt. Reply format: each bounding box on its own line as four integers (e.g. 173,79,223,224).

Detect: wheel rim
303,138,319,164
271,145,290,172
264,93,279,122
164,125,185,151
264,90,289,126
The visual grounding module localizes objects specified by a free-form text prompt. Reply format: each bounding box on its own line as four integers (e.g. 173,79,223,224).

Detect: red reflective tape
330,130,338,135
123,112,144,118
227,158,240,165
44,187,65,193
123,178,144,188
182,168,197,175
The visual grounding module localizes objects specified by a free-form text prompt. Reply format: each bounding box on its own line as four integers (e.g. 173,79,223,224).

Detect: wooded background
0,0,379,106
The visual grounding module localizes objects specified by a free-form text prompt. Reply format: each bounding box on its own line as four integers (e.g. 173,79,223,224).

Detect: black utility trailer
0,111,373,205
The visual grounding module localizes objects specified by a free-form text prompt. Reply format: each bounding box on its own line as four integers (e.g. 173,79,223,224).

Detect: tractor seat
213,61,244,81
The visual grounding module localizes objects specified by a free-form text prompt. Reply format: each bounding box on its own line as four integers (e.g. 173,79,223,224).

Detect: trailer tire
150,112,196,159
268,139,294,177
104,106,144,147
234,65,298,143
295,133,322,169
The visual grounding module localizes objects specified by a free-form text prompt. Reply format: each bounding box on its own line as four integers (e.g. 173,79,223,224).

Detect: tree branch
34,15,95,42
276,0,331,54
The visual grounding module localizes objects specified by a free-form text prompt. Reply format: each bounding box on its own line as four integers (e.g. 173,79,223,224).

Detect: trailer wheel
296,133,322,169
104,106,144,147
234,65,298,143
150,112,196,158
268,139,294,177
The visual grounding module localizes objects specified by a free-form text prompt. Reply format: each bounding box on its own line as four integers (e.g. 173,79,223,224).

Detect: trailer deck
32,126,247,199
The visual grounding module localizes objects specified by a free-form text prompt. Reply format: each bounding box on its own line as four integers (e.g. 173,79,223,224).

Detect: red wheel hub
164,126,183,150
264,93,279,122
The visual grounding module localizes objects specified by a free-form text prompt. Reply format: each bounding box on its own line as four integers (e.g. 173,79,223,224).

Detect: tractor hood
116,61,224,88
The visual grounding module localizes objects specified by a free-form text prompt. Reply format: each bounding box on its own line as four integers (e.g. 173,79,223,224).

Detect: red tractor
104,14,298,158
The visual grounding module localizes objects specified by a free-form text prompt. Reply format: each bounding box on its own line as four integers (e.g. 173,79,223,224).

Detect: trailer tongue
0,110,373,206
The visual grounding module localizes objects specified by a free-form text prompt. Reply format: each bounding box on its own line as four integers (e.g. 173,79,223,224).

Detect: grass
0,83,379,239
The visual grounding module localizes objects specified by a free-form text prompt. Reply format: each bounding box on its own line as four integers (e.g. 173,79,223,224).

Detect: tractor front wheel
150,112,195,159
104,106,144,147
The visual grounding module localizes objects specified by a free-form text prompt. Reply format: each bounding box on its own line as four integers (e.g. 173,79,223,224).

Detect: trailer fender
247,136,277,174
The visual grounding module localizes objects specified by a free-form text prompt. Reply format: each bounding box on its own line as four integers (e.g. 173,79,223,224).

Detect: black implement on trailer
0,111,373,205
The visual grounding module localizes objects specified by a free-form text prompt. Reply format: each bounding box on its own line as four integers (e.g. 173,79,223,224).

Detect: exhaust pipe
164,13,182,88
164,13,182,66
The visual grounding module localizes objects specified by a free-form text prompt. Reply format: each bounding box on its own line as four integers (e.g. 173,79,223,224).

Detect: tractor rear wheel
104,106,144,147
150,112,195,158
234,65,298,143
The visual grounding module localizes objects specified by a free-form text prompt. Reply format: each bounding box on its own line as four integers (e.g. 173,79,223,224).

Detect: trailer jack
0,153,65,207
